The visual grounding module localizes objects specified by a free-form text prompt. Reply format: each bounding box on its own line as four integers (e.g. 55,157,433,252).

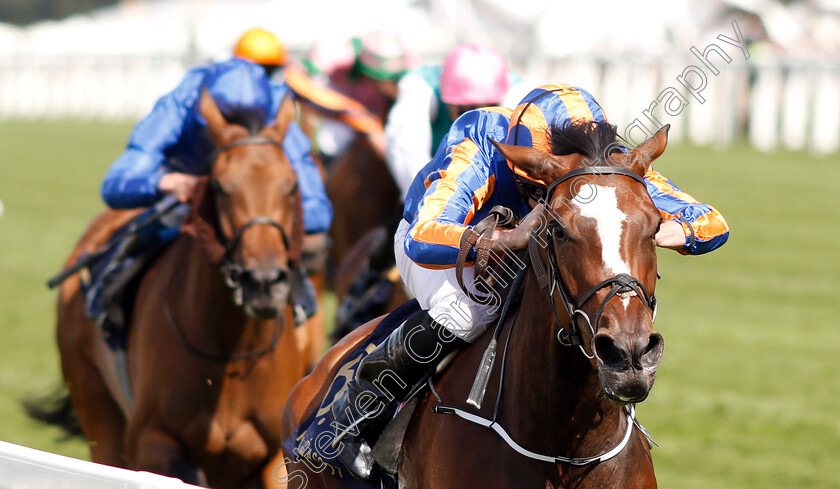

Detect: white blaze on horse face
573,184,632,308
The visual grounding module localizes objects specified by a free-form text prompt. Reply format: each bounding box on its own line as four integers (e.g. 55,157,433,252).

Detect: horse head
200,89,301,319
493,121,668,403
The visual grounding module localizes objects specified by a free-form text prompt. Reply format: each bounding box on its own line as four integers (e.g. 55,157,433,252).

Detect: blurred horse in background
324,134,407,340
46,92,316,488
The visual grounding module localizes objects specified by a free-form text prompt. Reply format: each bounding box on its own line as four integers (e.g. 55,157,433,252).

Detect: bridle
211,136,301,291
529,165,658,357
163,136,300,363
436,164,660,465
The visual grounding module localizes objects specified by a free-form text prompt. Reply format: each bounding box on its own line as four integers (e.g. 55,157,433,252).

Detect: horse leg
129,425,205,486
57,285,126,467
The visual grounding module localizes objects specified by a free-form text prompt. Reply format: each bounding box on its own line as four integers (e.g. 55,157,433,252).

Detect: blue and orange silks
402,84,729,268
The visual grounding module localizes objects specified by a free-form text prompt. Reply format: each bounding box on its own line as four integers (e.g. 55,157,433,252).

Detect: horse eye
550,223,567,241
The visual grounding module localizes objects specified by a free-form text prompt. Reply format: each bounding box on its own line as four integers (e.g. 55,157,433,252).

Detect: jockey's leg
88,200,190,332
330,219,497,480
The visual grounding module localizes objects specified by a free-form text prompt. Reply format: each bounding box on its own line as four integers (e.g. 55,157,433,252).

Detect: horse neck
497,270,625,454
170,236,272,354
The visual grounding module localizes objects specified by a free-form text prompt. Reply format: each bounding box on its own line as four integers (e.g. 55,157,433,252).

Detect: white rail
0,54,837,154
0,440,203,489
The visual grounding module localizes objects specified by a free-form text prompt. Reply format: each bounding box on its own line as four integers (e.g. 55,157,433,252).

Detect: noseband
530,166,657,356
212,137,300,290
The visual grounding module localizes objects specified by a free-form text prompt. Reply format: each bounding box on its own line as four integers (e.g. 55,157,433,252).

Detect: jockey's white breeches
394,219,500,342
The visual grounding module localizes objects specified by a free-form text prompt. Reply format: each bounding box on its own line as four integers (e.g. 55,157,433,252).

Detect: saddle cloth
282,300,421,488
81,203,187,338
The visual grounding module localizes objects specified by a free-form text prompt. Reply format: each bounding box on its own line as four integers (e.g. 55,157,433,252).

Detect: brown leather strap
288,188,304,267
528,238,552,291
455,206,518,303
456,215,503,303
456,228,482,303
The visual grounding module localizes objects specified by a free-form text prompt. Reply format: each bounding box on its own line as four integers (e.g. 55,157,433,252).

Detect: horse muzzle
238,266,291,319
592,331,664,403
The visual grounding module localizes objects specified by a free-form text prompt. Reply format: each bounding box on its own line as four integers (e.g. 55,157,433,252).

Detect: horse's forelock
221,107,267,136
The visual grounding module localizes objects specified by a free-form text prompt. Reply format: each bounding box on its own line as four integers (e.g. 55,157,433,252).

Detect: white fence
0,56,186,120
0,54,838,154
520,57,840,155
0,440,202,489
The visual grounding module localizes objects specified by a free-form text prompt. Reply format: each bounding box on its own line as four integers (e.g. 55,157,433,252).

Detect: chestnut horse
278,124,671,488
55,92,314,488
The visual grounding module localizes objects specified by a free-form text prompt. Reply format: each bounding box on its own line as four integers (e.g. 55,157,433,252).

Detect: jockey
335,44,526,332
234,28,413,164
300,29,415,163
100,56,332,322
331,83,730,480
385,43,529,198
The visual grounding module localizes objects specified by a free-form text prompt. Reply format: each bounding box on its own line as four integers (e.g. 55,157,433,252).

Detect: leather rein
441,165,660,465
164,136,300,363
458,165,657,354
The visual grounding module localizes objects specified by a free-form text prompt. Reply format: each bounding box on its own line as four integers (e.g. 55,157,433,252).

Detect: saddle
284,207,526,486
79,198,189,340
282,300,422,489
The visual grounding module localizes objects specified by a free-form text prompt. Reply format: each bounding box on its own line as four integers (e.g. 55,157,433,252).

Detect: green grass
0,119,133,460
1,120,839,487
641,143,840,488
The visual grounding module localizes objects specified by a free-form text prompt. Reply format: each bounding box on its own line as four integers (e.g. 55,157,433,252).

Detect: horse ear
200,88,229,144
488,138,569,183
266,94,297,142
630,124,669,171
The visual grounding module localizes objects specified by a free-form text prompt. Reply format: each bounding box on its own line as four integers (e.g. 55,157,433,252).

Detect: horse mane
549,119,622,163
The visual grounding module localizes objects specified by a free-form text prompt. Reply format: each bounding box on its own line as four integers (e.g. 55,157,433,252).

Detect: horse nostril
634,333,664,369
593,335,629,370
241,267,288,291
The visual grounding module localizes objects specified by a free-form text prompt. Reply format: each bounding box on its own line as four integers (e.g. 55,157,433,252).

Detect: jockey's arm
282,120,333,235
385,74,437,197
644,169,730,255
101,80,194,209
404,138,493,269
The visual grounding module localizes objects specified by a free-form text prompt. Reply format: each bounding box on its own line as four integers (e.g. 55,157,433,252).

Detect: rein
165,136,298,362
443,164,659,466
211,137,303,295
163,288,284,363
432,402,637,466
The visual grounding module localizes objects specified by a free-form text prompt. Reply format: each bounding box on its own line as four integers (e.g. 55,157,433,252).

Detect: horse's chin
597,366,657,404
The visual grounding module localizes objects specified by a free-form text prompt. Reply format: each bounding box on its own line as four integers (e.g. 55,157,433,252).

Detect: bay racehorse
277,123,670,488
54,92,315,488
